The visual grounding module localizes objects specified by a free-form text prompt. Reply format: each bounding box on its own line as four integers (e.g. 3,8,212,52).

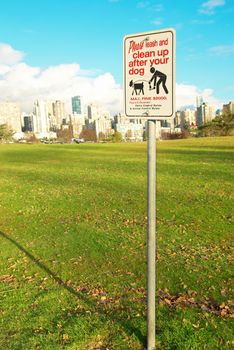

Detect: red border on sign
123,29,175,120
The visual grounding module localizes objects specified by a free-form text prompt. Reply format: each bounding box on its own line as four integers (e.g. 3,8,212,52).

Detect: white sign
123,28,176,119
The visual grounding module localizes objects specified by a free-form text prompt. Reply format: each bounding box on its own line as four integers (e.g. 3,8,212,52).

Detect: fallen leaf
62,334,69,342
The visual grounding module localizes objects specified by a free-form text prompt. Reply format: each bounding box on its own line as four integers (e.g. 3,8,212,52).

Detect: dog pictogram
129,80,144,95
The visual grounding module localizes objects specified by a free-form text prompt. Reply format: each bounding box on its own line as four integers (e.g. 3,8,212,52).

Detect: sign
123,28,176,119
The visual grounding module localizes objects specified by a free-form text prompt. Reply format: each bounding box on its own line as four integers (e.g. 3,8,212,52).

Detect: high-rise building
53,100,65,126
21,113,34,132
196,96,203,108
87,103,110,122
0,101,21,132
70,114,85,137
174,109,195,128
184,108,196,126
223,101,234,114
46,100,65,130
196,102,215,126
72,96,82,114
94,116,112,139
115,118,144,141
175,111,183,127
33,100,50,137
47,101,54,119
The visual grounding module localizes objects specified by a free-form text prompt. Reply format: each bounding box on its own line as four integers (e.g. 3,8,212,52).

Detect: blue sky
0,0,233,113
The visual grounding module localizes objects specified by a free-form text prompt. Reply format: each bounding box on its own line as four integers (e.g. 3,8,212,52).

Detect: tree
57,125,73,143
111,131,122,142
125,129,133,141
79,128,97,142
98,132,106,141
198,112,234,137
143,130,147,141
27,134,40,144
0,124,14,143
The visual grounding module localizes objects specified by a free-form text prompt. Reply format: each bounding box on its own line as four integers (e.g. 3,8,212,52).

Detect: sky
0,0,233,114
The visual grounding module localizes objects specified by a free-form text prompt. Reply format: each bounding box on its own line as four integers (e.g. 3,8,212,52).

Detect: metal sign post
147,120,156,350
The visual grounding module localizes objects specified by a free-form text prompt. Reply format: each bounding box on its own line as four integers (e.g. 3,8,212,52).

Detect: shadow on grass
0,230,146,346
0,230,79,297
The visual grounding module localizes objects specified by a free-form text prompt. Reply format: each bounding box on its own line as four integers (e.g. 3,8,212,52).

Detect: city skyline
0,0,233,114
1,95,232,141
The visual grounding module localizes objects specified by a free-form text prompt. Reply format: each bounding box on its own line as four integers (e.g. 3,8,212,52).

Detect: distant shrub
79,128,97,142
161,130,191,140
111,131,123,143
0,124,14,143
27,134,40,143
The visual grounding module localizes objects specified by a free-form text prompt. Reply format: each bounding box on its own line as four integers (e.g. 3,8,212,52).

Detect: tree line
197,112,234,137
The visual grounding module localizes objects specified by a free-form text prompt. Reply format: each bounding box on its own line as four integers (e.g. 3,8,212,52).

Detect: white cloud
208,44,234,55
0,65,11,75
0,46,122,114
199,0,225,15
0,43,25,65
0,43,223,115
176,83,222,109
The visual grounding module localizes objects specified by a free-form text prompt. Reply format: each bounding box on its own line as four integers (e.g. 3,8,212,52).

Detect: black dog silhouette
129,80,144,95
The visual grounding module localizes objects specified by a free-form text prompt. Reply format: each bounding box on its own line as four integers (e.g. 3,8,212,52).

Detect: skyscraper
53,100,65,125
22,113,34,132
223,101,234,114
72,96,82,114
33,100,50,136
196,102,215,126
196,95,203,108
0,101,21,132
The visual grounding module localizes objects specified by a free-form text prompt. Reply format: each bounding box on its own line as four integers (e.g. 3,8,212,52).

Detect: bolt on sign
123,28,176,119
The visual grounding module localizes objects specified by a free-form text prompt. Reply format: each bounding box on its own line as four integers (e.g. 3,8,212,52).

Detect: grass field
0,137,233,349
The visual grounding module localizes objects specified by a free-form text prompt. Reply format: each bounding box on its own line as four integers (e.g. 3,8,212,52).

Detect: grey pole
147,120,156,350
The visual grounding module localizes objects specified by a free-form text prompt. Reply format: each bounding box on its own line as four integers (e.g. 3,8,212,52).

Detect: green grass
0,137,233,349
